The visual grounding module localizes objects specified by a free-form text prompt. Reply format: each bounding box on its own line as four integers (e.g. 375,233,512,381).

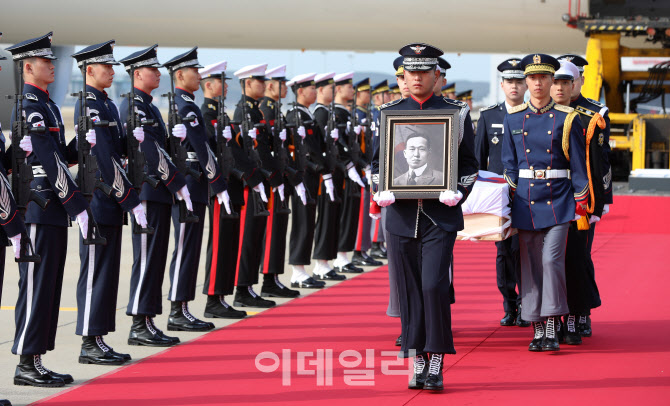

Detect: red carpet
35,196,670,405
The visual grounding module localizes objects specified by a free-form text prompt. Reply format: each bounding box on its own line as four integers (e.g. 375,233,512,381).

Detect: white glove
347,166,365,187
247,128,257,140
175,185,193,212
217,190,232,214
360,118,367,124
295,182,307,205
19,136,33,157
573,214,582,221
602,204,610,215
253,184,268,202
589,215,600,224
347,121,362,135
297,126,306,140
172,123,187,141
373,191,396,207
324,178,335,202
369,212,382,220
85,129,97,148
132,204,148,229
9,234,21,259
76,210,89,239
132,127,145,143
222,126,232,141
329,128,339,141
277,183,285,201
439,190,463,207
279,129,287,142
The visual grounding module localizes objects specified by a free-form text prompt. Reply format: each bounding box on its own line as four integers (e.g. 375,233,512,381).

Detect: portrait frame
378,109,459,199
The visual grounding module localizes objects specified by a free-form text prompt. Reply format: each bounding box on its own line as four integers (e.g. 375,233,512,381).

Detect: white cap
234,63,268,79
334,71,354,84
554,61,579,81
314,72,336,85
199,60,227,79
265,64,287,80
288,72,316,88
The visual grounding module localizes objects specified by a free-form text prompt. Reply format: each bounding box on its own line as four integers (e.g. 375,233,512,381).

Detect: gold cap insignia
533,54,541,64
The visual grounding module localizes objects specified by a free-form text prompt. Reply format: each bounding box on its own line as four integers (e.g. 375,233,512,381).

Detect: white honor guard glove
297,126,306,140
347,121,362,135
253,184,268,202
277,183,286,201
328,127,339,141
602,204,610,215
85,129,97,147
9,234,21,259
172,123,187,141
373,191,396,207
295,182,307,205
347,166,365,187
279,129,287,142
369,212,382,220
439,190,463,207
222,126,233,141
132,127,145,143
132,204,148,229
573,214,582,221
217,190,232,214
247,128,258,140
175,185,194,212
76,209,89,239
19,135,33,157
324,178,336,202
589,214,601,224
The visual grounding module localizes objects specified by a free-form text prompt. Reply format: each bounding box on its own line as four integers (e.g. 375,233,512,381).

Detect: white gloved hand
172,123,187,141
329,128,339,141
277,183,285,201
347,166,365,187
76,209,89,239
247,128,258,140
369,212,381,220
85,129,97,147
360,118,367,124
574,214,582,221
175,185,193,212
279,129,287,142
347,121,362,135
324,178,335,202
297,126,306,140
589,215,601,224
19,136,33,157
439,190,463,207
602,204,610,215
9,234,21,259
217,190,231,214
132,204,148,229
132,127,145,143
373,191,396,207
253,184,268,202
295,182,307,205
222,126,233,141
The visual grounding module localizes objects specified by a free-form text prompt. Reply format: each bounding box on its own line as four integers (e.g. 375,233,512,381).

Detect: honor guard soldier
369,80,390,260
501,53,589,352
163,47,229,330
393,56,411,99
198,61,248,319
257,65,302,298
558,54,612,337
7,32,90,387
456,90,473,110
442,82,456,99
372,43,480,391
388,83,402,101
231,63,278,308
475,58,530,328
285,73,327,288
311,72,348,281
118,45,192,345
432,57,451,96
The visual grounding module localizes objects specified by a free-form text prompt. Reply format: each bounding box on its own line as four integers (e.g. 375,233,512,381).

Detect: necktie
407,170,416,185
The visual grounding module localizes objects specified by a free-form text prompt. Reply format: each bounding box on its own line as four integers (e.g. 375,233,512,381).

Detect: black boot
148,316,180,344
423,353,444,391
233,286,276,308
79,336,126,365
395,335,402,347
556,315,565,343
529,322,545,352
515,314,531,327
261,275,300,298
408,353,428,389
541,316,560,351
369,242,387,259
129,316,176,347
14,355,65,387
564,314,583,345
500,311,516,326
167,301,215,332
204,295,247,319
578,315,592,337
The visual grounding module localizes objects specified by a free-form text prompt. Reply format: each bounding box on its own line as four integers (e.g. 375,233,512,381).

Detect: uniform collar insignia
134,94,144,102
86,92,96,100
25,93,38,101
528,99,555,114
181,94,194,103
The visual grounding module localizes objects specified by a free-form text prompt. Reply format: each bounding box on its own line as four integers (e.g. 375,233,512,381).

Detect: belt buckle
534,170,545,179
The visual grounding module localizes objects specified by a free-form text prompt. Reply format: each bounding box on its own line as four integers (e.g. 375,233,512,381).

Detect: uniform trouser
0,247,5,306
312,179,341,261
338,179,361,252
388,213,456,358
236,187,267,287
565,222,601,315
384,208,400,318
495,234,521,313
76,224,123,336
203,200,242,296
371,213,385,243
127,201,172,317
518,223,570,322
261,189,289,275
289,187,317,265
168,202,207,302
13,224,67,355
355,185,372,252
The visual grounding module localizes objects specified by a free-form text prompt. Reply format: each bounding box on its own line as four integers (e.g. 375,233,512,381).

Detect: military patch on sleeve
208,104,216,110
181,94,194,103
554,104,575,113
186,111,199,127
86,92,96,100
512,129,523,135
25,93,38,101
246,101,254,109
27,112,44,123
508,103,527,114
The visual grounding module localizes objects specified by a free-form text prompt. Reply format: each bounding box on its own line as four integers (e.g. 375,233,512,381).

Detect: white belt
518,169,570,180
32,165,47,177
186,152,199,162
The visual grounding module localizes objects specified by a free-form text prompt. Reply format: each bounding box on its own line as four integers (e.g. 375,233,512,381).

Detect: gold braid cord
577,113,606,231
562,110,579,162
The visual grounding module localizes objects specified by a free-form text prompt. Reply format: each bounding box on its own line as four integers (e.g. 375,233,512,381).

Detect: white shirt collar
410,163,428,177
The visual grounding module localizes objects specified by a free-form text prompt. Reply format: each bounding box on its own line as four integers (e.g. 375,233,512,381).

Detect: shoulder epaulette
480,102,501,113
554,104,574,114
181,94,194,103
443,98,467,109
24,93,38,101
508,102,527,114
586,98,605,108
379,98,403,110
245,101,254,109
86,92,96,101
134,95,143,102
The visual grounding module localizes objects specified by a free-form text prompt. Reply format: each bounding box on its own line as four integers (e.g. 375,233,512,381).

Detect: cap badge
562,56,574,62
533,54,541,64
509,60,520,67
410,45,426,55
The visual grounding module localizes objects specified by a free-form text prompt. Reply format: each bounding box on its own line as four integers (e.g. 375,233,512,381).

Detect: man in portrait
393,127,444,186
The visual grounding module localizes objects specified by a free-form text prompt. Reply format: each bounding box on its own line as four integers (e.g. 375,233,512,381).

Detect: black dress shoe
204,295,247,319
261,283,300,298
351,252,383,266
500,312,516,326
515,315,531,327
0,399,11,406
408,354,428,389
233,287,276,308
335,263,363,273
395,335,402,347
79,336,126,365
529,322,545,352
369,243,387,259
423,354,444,391
14,355,65,388
167,301,216,332
128,316,176,347
314,270,346,281
361,252,383,266
291,277,325,289
541,317,560,352
578,315,592,337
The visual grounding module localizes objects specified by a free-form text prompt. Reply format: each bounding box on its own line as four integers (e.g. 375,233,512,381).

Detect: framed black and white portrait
378,109,459,198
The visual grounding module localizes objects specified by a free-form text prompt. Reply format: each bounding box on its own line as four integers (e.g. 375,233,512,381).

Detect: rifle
6,60,49,262
162,70,199,224
324,84,342,203
349,90,369,170
289,102,318,205
271,81,294,214
121,67,158,234
72,62,112,245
